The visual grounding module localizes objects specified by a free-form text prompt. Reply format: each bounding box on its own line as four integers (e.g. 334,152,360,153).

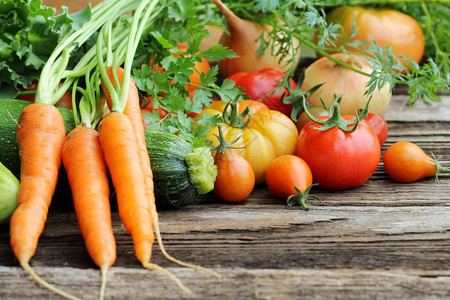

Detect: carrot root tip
21,261,81,300
154,224,221,278
142,262,192,295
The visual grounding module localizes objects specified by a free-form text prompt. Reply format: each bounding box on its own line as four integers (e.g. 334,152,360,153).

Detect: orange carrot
62,126,116,300
102,67,220,277
97,111,190,292
102,66,157,218
10,102,79,300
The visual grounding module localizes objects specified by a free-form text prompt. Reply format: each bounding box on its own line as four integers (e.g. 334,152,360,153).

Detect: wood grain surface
0,93,449,299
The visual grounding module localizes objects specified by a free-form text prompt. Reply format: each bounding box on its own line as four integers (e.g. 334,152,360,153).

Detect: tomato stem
286,184,321,211
282,71,324,122
223,99,252,129
211,123,243,155
303,94,371,133
432,157,450,182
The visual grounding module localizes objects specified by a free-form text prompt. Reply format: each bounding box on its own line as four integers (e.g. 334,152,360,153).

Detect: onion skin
211,0,301,78
302,53,392,115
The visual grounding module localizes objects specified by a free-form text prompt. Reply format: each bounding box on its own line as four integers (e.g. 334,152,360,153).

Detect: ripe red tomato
296,116,381,190
322,7,425,70
365,112,388,146
141,96,168,119
382,141,449,183
213,148,255,203
17,80,73,109
228,68,296,117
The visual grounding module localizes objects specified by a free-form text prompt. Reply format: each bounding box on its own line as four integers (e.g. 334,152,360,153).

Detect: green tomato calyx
303,94,371,133
211,123,244,155
286,184,321,211
431,154,450,182
223,98,252,129
282,71,325,122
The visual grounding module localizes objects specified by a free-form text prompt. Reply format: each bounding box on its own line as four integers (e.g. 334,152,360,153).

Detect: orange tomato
383,142,449,183
213,147,255,203
265,155,313,200
322,7,425,70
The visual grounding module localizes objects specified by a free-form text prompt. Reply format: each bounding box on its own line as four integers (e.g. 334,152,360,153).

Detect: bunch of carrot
9,0,218,299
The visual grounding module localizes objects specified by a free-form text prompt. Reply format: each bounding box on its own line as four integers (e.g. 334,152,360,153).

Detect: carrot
10,102,79,300
62,126,116,300
97,111,190,292
102,66,220,277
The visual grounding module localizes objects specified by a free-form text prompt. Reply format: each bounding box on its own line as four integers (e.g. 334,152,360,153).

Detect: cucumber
0,99,76,178
144,130,217,209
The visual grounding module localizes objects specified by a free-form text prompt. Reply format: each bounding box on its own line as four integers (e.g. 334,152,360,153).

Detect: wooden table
0,91,449,299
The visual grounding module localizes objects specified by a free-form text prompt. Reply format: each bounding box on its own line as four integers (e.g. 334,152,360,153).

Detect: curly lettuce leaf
0,0,84,98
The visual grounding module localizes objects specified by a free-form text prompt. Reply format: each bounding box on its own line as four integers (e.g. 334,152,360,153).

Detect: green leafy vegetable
0,0,82,98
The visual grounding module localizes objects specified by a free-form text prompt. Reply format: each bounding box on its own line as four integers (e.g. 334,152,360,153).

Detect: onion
211,0,301,78
302,53,392,115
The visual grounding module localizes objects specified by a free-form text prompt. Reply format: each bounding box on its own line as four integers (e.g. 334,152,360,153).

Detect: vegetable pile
0,0,449,298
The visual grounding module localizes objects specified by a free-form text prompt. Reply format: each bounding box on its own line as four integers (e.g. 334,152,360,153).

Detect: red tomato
17,80,73,109
213,147,255,203
141,109,152,130
142,96,168,119
228,68,296,117
322,7,425,71
296,116,381,190
382,141,449,183
365,112,388,146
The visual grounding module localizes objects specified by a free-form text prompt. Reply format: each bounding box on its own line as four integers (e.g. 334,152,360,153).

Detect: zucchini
0,161,19,224
0,99,76,178
144,130,217,209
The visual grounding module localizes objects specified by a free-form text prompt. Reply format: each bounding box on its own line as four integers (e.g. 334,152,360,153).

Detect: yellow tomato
196,100,298,184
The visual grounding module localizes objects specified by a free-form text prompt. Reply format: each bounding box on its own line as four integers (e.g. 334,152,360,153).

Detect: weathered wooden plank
383,94,450,122
0,266,449,300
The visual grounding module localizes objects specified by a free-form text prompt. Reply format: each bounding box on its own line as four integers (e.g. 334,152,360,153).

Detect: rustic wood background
0,88,449,299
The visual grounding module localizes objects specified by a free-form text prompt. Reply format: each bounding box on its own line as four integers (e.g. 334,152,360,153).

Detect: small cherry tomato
383,141,450,183
265,155,319,210
214,147,255,203
365,112,388,146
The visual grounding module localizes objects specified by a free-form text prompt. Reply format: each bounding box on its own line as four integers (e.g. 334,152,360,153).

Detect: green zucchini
144,130,217,209
0,161,19,224
0,99,75,178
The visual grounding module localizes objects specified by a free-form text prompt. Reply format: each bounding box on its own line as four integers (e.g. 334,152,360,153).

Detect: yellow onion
302,53,392,115
211,0,301,78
